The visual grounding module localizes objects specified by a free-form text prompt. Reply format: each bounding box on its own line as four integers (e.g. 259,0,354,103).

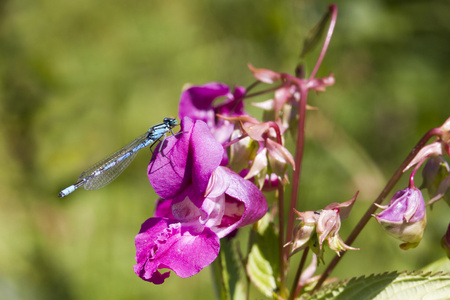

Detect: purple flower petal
376,188,425,223
148,117,223,201
214,167,268,238
178,83,246,160
179,83,231,127
134,217,220,284
154,199,174,218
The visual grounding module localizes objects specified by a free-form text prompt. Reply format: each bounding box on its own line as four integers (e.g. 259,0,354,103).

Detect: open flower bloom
288,193,359,259
134,117,267,284
373,187,426,250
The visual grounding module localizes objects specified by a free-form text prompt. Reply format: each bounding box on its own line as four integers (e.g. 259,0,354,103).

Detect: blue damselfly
59,118,178,197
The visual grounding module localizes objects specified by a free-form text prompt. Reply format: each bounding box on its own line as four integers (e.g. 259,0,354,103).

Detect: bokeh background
1,0,449,299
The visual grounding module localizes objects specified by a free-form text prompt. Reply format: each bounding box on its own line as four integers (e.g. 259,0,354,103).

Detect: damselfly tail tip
59,184,76,198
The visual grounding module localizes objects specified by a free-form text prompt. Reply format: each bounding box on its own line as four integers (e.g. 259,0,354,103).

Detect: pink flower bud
289,211,319,256
373,187,426,250
288,193,359,258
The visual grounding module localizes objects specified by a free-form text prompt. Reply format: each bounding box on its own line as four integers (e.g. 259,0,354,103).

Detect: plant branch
312,128,442,291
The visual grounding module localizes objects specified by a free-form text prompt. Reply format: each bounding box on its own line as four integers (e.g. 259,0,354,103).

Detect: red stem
277,184,287,298
285,83,308,252
288,247,309,300
309,5,338,80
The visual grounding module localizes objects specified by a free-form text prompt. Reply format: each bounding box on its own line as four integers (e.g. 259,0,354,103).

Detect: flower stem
309,4,337,80
284,5,338,249
288,247,309,300
277,184,287,298
285,84,308,253
312,128,442,291
244,84,284,99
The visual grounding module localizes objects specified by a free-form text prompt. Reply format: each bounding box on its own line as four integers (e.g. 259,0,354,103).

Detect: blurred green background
0,0,449,299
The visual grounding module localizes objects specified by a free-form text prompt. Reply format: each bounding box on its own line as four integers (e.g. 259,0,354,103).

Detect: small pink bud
289,211,319,256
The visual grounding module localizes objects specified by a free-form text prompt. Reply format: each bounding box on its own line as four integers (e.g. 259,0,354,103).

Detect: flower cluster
289,193,359,260
132,56,450,293
133,62,354,286
134,84,270,284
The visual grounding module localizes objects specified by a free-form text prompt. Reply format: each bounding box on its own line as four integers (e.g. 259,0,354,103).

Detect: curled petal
244,148,268,181
243,122,273,142
217,167,268,237
306,74,335,91
404,142,443,172
248,63,281,84
266,139,295,169
134,218,220,283
205,167,230,198
251,99,275,110
324,191,358,220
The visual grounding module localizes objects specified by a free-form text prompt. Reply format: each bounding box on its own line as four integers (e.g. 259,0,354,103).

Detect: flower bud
421,156,449,204
373,187,426,250
288,193,359,258
289,211,319,256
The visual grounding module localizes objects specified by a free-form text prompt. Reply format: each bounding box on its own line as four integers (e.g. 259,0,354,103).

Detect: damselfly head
163,118,178,127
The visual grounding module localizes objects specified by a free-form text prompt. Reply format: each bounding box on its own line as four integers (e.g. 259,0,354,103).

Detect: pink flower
134,117,267,284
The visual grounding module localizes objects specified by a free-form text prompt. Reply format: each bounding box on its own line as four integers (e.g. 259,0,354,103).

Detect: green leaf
299,8,332,58
211,238,248,300
246,213,280,298
300,271,450,300
421,257,450,273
